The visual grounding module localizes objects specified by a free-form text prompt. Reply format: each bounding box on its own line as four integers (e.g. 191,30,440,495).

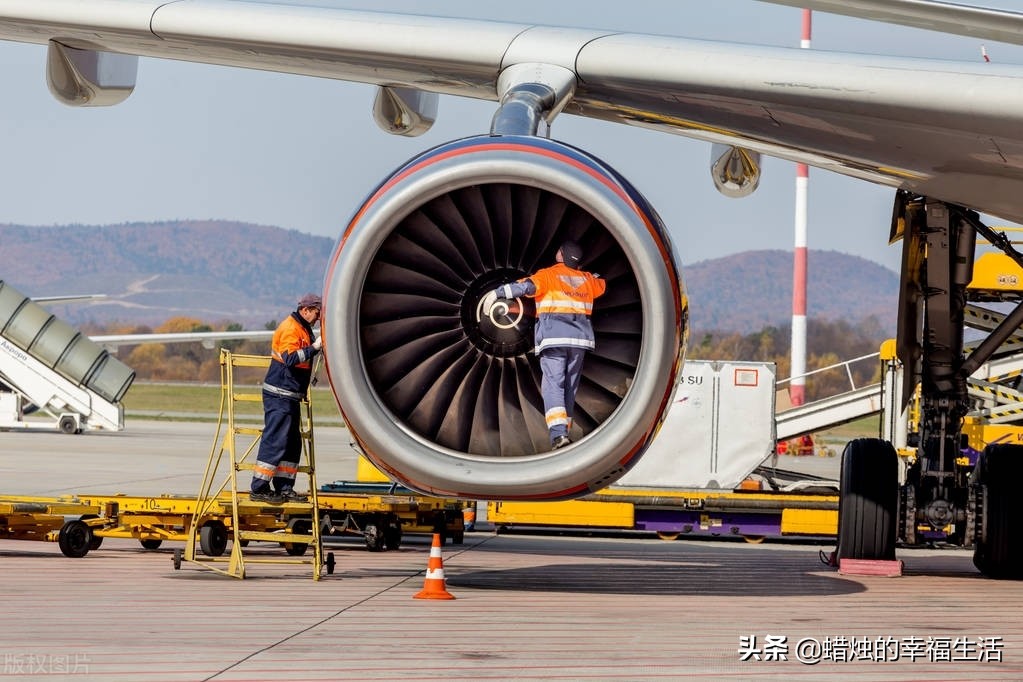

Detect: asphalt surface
3,419,1022,680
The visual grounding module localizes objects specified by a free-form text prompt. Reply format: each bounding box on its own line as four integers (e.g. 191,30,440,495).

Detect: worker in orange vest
250,293,322,503
483,241,606,450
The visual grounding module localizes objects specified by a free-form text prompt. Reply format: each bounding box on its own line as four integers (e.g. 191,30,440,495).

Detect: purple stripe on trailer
634,508,782,538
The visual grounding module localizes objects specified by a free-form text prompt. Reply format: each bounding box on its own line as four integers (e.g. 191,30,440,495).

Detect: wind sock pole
790,8,812,407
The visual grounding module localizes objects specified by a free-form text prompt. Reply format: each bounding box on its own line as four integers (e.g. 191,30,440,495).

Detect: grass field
123,382,344,422
814,415,881,452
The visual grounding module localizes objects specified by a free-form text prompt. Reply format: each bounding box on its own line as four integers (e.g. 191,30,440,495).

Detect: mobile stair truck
0,280,134,434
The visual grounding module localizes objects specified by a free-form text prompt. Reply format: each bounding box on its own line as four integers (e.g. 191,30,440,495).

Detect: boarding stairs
0,280,133,433
180,349,328,579
776,315,1023,443
776,383,883,441
775,351,885,442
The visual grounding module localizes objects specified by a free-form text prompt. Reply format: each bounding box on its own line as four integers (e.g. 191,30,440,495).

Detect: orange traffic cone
413,533,456,600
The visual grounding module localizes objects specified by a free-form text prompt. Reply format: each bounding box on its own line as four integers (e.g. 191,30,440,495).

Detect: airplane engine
322,135,687,499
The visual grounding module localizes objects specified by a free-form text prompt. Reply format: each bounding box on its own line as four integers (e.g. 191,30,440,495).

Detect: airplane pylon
413,533,456,600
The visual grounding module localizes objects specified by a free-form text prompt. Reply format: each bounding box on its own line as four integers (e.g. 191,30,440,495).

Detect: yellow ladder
179,349,329,579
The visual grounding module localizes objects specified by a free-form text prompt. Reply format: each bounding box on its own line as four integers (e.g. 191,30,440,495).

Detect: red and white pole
790,9,812,406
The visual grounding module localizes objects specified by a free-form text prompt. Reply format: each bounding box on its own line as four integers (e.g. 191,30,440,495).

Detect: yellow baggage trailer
489,487,838,542
0,489,464,558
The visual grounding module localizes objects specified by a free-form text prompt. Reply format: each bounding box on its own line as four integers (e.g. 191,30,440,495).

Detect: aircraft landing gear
836,192,1023,578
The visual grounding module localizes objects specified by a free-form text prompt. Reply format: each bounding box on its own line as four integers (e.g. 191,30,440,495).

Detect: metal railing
776,351,881,395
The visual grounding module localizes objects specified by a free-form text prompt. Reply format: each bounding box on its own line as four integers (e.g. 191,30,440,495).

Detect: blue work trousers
539,346,586,443
251,392,302,493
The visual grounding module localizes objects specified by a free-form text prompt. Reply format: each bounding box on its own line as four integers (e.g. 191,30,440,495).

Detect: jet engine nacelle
323,135,687,499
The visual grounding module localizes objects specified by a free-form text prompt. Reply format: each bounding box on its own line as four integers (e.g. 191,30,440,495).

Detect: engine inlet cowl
323,135,687,499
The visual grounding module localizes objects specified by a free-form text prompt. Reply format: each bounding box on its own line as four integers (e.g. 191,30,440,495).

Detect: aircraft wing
4,1,1023,222
759,0,1023,47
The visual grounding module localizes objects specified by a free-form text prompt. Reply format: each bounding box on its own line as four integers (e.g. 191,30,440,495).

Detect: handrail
776,351,880,393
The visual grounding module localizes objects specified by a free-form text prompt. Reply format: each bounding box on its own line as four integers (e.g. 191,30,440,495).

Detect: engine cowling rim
323,135,684,499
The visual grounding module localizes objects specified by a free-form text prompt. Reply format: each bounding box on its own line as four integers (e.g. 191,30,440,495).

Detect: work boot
250,490,283,504
552,435,571,450
279,489,308,503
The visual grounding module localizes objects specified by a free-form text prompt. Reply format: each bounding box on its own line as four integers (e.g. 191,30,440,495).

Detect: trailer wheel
199,520,228,557
364,523,385,552
836,438,897,562
58,520,92,558
325,552,336,575
59,415,77,435
172,548,182,570
284,519,311,556
81,514,103,550
140,539,163,550
384,522,402,551
973,444,1023,579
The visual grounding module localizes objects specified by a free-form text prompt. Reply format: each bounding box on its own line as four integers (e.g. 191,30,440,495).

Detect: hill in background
0,221,331,328
685,249,898,336
0,221,897,335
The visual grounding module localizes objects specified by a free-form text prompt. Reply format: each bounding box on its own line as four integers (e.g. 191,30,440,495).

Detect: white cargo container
614,359,776,490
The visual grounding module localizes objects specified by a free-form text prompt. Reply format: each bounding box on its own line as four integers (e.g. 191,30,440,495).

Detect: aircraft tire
973,444,1023,579
836,438,897,562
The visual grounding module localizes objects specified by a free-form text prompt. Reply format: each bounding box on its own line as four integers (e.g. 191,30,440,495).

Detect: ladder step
241,557,317,566
234,463,314,475
234,427,263,436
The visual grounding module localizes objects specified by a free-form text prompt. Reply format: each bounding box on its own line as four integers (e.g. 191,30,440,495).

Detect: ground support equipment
0,486,470,558
0,279,133,434
319,481,466,549
179,350,326,579
0,496,108,557
489,487,839,542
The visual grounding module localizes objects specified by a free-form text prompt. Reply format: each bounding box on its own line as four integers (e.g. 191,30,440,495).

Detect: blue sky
2,0,1022,273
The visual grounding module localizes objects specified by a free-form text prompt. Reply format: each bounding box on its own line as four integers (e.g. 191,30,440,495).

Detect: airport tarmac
2,420,1023,681
0,420,360,497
